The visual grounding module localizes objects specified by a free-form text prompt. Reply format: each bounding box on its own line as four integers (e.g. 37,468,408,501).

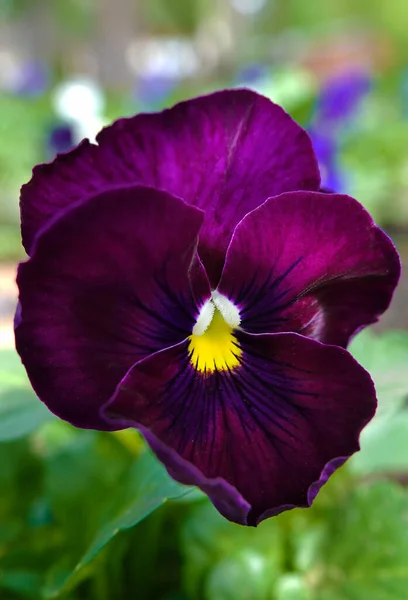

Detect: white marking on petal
192,299,215,336
211,290,241,328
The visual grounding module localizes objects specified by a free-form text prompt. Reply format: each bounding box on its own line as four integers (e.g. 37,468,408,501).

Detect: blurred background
2,1,408,599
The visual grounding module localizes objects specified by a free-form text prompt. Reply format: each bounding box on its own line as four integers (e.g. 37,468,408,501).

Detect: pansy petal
217,191,400,346
102,332,376,525
21,89,320,283
15,185,210,429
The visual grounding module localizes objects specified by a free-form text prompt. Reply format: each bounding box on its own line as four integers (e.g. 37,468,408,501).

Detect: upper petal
217,191,400,346
102,332,376,525
21,89,320,284
15,185,210,429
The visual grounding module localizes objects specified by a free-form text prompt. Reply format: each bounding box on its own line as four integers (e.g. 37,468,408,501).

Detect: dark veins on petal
231,257,304,332
104,332,376,525
217,191,400,347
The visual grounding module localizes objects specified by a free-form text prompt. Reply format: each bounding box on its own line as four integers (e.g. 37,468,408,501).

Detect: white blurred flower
53,78,106,143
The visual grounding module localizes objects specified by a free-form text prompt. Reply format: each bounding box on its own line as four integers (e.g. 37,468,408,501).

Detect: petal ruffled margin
15,185,210,429
217,191,400,346
20,89,320,284
102,332,376,526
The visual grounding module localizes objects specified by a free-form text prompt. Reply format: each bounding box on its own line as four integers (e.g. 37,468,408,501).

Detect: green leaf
349,331,408,474
0,350,54,441
276,574,311,600
0,388,54,442
43,448,191,598
204,555,267,600
181,501,283,600
81,449,190,563
352,412,408,474
350,330,408,415
0,569,43,599
0,349,30,387
290,481,408,600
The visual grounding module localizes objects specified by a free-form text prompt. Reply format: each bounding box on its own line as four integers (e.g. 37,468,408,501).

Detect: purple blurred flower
13,59,50,98
314,70,372,127
235,63,269,87
15,90,399,526
309,129,345,193
309,70,371,192
46,124,76,158
134,74,177,109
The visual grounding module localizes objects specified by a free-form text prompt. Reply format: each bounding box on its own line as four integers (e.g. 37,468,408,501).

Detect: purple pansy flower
15,90,400,526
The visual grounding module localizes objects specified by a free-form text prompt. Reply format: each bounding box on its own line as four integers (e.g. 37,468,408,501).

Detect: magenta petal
102,332,376,525
15,185,210,429
21,140,100,254
20,90,320,284
217,191,400,346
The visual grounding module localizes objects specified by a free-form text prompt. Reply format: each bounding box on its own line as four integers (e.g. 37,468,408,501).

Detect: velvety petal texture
15,186,209,429
20,89,320,284
16,89,400,525
217,191,400,346
102,332,376,525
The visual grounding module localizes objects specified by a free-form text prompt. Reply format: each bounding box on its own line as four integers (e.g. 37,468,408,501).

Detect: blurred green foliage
1,331,408,599
1,2,408,599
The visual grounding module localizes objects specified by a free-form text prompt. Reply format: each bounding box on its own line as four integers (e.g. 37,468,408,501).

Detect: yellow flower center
188,291,241,374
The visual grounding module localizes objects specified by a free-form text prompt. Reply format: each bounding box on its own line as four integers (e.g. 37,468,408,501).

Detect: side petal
102,332,376,526
15,185,210,429
21,89,320,284
217,191,400,346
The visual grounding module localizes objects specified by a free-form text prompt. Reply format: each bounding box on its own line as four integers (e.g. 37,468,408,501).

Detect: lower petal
102,331,376,525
